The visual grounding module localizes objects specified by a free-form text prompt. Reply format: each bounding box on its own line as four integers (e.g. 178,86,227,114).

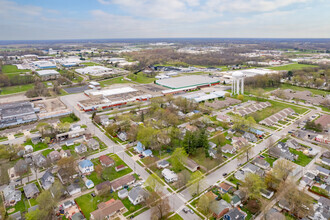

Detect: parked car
223,173,228,177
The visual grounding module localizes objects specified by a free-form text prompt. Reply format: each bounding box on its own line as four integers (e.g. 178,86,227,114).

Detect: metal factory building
155,75,220,89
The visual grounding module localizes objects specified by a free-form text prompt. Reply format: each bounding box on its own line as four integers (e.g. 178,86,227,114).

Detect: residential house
111,175,135,191
117,132,127,141
95,181,111,195
118,189,128,199
48,151,61,162
67,184,81,196
57,168,78,184
90,199,125,220
142,149,153,157
9,211,21,220
85,179,94,189
208,148,218,159
99,115,110,126
269,142,296,161
78,159,94,174
59,149,69,158
231,195,242,207
232,137,248,150
23,183,40,199
40,170,55,190
75,144,87,154
234,190,246,201
128,186,147,205
209,141,217,149
216,114,231,123
321,158,330,166
14,159,28,176
286,139,300,149
162,169,178,183
72,212,86,220
222,144,236,154
134,141,145,154
243,132,257,142
317,166,330,176
157,160,170,169
87,138,100,151
265,208,285,220
24,145,33,154
260,189,274,199
300,176,313,187
207,127,216,133
252,158,270,169
234,170,246,181
211,199,231,219
99,155,115,167
3,185,21,207
224,208,247,220
278,198,290,211
218,182,233,194
242,163,260,174
311,197,330,220
31,136,41,145
184,158,200,172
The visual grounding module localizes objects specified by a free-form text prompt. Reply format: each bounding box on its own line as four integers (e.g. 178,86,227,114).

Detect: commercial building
75,66,113,76
33,61,56,69
0,101,38,128
156,75,220,89
78,87,152,112
36,70,60,80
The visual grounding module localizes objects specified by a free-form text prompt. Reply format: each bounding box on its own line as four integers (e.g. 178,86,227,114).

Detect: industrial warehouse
155,75,220,89
75,66,114,76
77,86,152,111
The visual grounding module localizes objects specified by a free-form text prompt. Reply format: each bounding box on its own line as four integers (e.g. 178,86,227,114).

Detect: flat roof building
156,75,220,89
36,70,60,80
75,66,113,76
33,61,56,69
0,101,37,128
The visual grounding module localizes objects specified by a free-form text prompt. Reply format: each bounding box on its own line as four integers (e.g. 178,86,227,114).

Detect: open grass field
24,139,49,152
2,65,30,73
0,84,34,95
59,113,80,123
99,76,129,87
128,72,155,84
267,63,318,71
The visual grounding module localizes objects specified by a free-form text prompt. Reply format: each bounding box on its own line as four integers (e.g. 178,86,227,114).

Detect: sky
0,0,329,40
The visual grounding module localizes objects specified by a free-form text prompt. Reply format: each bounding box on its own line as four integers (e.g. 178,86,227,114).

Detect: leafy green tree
188,171,206,196
222,193,231,203
144,173,162,191
198,193,212,214
171,147,188,172
242,173,266,199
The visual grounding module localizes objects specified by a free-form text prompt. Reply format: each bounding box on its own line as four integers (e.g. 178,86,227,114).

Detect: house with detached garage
3,185,21,207
128,186,147,205
78,159,94,174
99,155,115,167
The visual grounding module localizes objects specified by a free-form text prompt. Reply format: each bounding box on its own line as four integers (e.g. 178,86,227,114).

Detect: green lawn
88,154,133,184
42,149,54,157
289,148,314,167
127,72,155,84
167,213,184,220
311,186,329,197
6,192,29,215
59,113,80,123
279,84,329,96
24,139,49,152
99,77,129,87
261,153,277,167
75,192,113,218
14,133,24,138
267,63,318,71
0,136,9,142
2,65,30,73
0,84,34,95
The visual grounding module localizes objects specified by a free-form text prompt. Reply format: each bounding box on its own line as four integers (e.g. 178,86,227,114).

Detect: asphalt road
60,94,201,220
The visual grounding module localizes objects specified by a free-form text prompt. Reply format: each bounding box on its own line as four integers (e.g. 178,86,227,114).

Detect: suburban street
60,94,202,220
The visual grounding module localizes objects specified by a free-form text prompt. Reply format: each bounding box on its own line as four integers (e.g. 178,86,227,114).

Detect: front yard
290,148,314,167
